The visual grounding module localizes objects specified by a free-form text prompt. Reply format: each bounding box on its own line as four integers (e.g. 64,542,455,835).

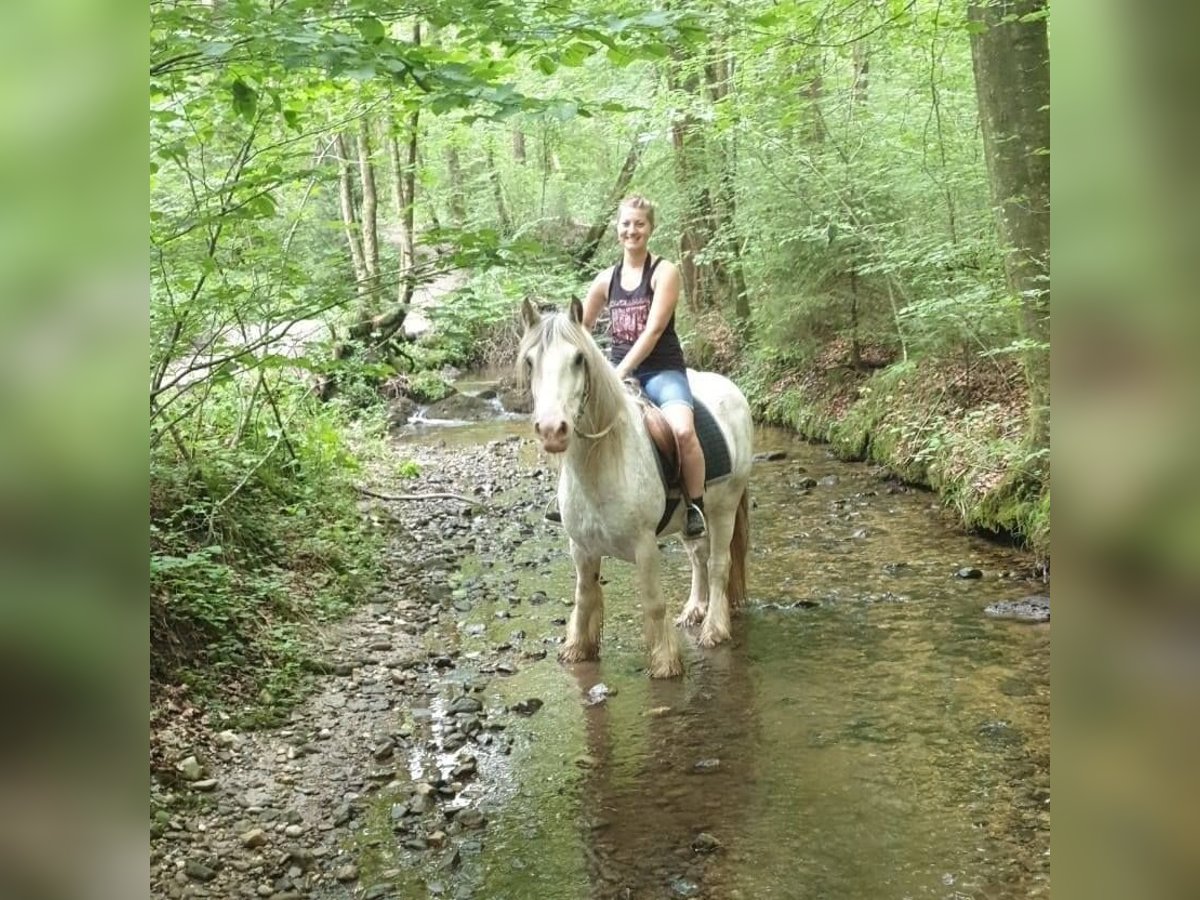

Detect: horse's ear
568,298,584,325
520,297,540,332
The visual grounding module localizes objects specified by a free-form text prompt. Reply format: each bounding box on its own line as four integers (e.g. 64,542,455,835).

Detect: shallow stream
345,416,1049,900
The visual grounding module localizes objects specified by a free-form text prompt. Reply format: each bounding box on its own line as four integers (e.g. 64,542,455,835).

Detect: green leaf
560,42,595,67
248,194,276,219
535,55,557,76
358,17,385,42
231,79,257,122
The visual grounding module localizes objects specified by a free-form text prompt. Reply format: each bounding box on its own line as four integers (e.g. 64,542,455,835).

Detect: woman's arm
582,269,612,330
613,259,680,379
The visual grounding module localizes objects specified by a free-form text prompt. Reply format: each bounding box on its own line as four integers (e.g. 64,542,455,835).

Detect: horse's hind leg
636,536,683,678
698,510,736,647
560,543,603,663
676,536,710,628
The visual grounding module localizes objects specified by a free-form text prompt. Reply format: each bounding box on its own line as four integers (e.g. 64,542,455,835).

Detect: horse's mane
517,309,631,442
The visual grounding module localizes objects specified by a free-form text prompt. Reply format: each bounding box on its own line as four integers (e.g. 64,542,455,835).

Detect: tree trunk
512,128,526,164
445,145,467,227
335,133,368,296
355,118,381,313
387,108,420,313
574,140,643,270
486,144,512,234
851,40,870,105
667,55,712,313
969,0,1050,454
705,42,749,326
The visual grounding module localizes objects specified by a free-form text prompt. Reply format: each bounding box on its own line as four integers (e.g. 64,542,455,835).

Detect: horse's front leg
676,533,711,628
636,535,683,678
559,541,603,663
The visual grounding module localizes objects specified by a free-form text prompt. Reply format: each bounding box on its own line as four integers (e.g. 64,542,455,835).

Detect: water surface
355,421,1049,899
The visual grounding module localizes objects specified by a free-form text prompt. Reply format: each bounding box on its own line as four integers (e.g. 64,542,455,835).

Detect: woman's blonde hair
617,194,656,229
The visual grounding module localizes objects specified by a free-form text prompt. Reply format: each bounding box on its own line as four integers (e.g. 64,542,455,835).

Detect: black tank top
607,255,686,374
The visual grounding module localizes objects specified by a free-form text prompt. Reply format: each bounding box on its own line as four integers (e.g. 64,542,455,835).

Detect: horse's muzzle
533,417,569,453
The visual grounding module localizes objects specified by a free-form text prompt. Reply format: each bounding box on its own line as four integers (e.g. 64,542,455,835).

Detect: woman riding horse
547,195,707,539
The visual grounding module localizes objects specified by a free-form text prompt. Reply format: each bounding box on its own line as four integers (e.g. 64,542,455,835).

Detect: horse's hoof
648,655,684,679
675,607,705,628
558,645,598,664
697,626,730,648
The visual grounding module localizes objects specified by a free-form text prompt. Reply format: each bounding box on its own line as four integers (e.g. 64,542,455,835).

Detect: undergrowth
150,384,388,727
737,333,1049,562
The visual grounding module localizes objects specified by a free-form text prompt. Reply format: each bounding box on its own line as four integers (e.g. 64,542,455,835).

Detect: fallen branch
356,486,481,505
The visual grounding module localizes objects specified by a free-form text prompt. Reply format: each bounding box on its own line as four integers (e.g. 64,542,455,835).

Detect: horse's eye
523,355,533,372
573,351,585,368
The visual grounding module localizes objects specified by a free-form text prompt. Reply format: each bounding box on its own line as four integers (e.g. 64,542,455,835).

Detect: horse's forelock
521,310,626,429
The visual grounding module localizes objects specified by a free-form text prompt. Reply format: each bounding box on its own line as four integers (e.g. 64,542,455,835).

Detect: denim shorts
638,369,694,410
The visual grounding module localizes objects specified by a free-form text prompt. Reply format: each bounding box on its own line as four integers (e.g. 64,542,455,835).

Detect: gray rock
184,860,217,882
449,696,482,715
955,567,983,579
586,683,615,705
691,832,721,854
424,392,496,422
512,698,543,716
176,756,205,781
984,594,1050,622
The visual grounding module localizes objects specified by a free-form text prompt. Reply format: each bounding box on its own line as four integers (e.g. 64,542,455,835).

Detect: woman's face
617,206,652,250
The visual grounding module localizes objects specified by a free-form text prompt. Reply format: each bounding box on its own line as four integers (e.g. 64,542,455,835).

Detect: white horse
518,298,753,678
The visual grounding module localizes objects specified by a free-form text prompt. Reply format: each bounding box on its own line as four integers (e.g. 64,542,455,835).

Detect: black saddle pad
652,397,732,534
650,397,732,489
695,397,732,483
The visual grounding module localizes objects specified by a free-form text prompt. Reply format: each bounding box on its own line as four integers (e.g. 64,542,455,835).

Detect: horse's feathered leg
697,507,736,648
676,533,710,628
636,535,683,678
560,541,603,663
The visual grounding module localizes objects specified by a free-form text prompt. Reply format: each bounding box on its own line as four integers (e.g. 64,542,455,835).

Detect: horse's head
518,297,598,454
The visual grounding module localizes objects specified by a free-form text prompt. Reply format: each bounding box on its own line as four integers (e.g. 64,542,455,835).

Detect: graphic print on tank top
610,293,649,347
608,256,658,348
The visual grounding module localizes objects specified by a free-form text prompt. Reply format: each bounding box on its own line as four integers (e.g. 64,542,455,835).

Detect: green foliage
150,382,383,723
406,371,455,403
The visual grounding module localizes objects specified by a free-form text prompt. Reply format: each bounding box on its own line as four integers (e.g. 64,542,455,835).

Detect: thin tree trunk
852,40,870,105
705,40,749,324
969,0,1050,454
387,26,422,312
574,140,643,270
445,145,467,227
512,128,526,164
334,133,368,295
486,144,512,234
355,118,380,312
667,55,710,313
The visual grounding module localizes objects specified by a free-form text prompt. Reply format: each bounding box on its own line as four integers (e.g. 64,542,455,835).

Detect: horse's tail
727,487,750,611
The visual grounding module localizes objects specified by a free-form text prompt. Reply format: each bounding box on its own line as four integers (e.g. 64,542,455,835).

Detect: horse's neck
564,398,651,487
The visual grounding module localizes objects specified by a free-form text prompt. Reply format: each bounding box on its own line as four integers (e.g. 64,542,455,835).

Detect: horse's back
686,369,753,474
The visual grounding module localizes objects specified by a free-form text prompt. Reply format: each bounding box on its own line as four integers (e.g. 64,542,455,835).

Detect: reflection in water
568,643,760,899
360,421,1049,899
